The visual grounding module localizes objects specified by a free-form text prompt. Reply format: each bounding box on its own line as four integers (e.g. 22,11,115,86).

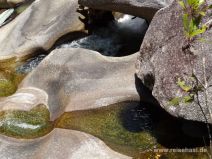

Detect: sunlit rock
20,48,140,120
136,0,212,123
0,128,130,159
0,0,84,60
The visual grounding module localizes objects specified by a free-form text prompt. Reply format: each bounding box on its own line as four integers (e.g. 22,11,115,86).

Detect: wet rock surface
136,0,212,123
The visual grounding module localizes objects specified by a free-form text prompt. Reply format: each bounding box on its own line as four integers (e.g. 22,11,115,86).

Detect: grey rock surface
136,0,212,123
79,0,173,21
0,48,139,120
0,0,84,60
21,48,139,120
0,0,26,8
0,48,137,158
0,128,130,159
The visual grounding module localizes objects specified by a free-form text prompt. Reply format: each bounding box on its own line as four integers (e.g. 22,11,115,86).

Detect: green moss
0,70,25,97
56,102,156,156
0,104,53,139
0,79,17,96
15,4,30,15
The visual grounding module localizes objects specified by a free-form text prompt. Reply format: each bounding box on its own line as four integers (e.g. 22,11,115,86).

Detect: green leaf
177,78,192,92
198,11,206,16
188,18,197,33
198,0,205,6
169,97,181,106
187,0,193,6
190,25,206,37
183,94,194,104
183,14,190,31
179,1,186,9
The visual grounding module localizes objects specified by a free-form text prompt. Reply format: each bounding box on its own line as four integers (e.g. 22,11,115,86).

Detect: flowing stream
16,14,147,74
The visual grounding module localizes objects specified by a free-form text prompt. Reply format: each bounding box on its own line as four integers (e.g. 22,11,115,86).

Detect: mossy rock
0,104,53,139
0,79,17,96
56,102,156,156
15,2,31,15
0,70,25,97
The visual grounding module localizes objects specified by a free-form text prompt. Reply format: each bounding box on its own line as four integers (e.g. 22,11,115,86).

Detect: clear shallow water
56,102,156,157
56,101,210,158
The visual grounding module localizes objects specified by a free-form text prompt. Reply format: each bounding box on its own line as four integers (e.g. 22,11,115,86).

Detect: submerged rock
79,0,173,21
0,70,21,97
0,78,16,96
136,0,212,123
0,128,130,159
0,0,84,61
0,104,53,139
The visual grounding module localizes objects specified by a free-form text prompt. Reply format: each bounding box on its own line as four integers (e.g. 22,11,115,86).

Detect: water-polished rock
0,48,136,158
79,0,173,22
0,0,26,8
136,0,212,123
19,48,139,120
0,0,84,61
0,128,130,159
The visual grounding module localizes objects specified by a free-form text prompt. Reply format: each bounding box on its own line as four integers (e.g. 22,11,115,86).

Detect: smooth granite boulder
0,48,139,121
0,0,84,61
136,0,212,123
0,48,137,158
0,0,27,8
79,0,173,21
20,48,139,120
0,128,130,159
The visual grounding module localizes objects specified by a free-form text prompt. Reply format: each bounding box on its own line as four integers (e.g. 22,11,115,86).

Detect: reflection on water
55,101,209,158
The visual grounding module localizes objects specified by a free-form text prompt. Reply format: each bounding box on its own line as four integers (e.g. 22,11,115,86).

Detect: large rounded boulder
136,0,212,123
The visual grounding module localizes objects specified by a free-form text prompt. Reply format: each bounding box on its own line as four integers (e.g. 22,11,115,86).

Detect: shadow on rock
119,74,211,148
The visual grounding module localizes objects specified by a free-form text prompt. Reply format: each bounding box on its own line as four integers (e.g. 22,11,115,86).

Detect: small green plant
179,0,211,41
178,1,212,157
170,78,193,106
169,77,203,106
